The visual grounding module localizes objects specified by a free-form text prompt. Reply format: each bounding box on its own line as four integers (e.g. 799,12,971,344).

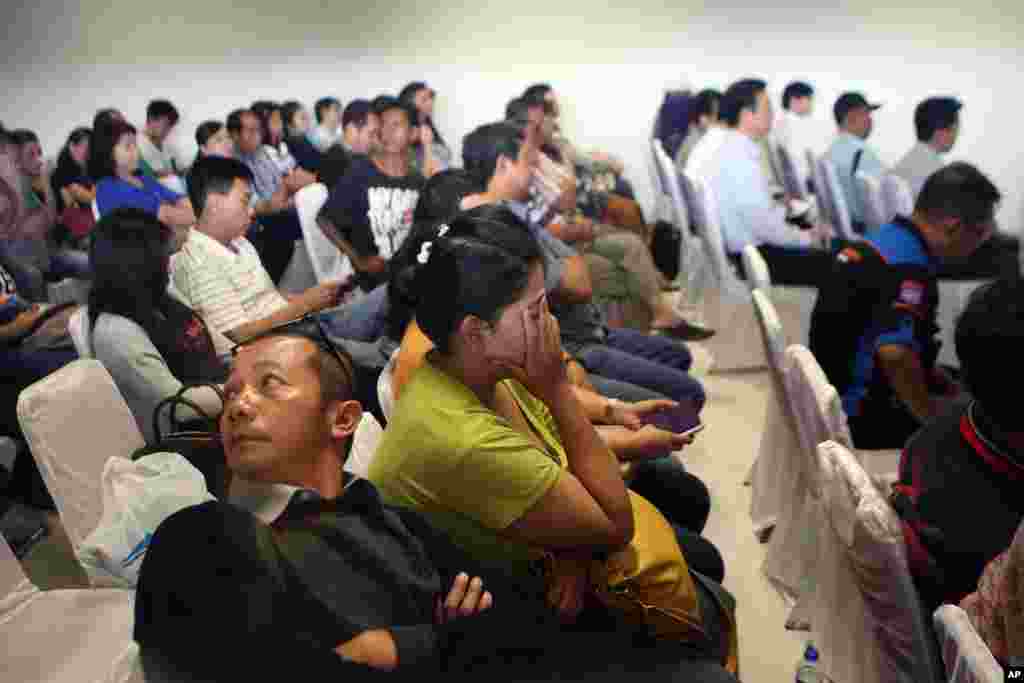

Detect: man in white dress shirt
892,97,961,200
773,81,817,192
705,78,836,287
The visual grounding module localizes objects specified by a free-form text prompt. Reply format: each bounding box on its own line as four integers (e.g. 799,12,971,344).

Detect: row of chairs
742,252,1001,682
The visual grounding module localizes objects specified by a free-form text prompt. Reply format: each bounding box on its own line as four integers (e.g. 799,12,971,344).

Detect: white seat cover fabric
934,605,1004,683
344,413,385,480
814,441,943,683
808,151,833,225
820,158,857,241
16,359,146,554
776,144,805,199
295,183,355,285
741,245,772,292
377,349,399,423
856,171,889,232
68,305,92,358
0,533,143,683
749,291,802,538
883,174,915,219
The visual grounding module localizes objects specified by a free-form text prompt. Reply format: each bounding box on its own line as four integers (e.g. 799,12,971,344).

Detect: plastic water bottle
795,642,822,682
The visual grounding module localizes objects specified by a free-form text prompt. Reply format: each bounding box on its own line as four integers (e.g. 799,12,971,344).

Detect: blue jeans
319,284,390,343
573,328,705,407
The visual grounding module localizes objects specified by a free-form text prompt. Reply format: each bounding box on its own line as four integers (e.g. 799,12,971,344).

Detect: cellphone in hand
639,399,704,437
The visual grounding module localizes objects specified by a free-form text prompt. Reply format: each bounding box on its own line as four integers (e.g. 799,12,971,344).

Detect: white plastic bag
78,452,215,587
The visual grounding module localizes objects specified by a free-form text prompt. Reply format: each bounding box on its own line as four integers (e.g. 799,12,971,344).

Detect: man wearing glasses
809,162,1000,449
133,317,737,682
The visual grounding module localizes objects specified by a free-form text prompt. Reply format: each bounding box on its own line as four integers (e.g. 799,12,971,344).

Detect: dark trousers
848,401,922,450
248,209,303,284
734,244,839,288
938,232,1020,281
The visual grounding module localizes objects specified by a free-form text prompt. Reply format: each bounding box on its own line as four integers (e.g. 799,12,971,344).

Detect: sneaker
653,319,717,342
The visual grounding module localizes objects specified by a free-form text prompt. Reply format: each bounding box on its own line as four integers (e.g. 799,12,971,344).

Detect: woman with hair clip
399,82,451,177
88,208,225,442
375,199,724,572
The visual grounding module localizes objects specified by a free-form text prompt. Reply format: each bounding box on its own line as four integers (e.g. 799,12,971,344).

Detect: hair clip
437,224,449,238
417,241,433,265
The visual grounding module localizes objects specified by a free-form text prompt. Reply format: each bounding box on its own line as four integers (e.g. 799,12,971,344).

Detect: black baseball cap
834,92,881,124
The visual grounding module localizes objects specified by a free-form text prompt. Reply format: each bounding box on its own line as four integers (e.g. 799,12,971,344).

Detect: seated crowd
1,73,1021,676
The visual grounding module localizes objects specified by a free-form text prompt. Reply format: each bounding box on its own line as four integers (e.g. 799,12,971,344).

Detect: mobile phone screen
639,399,703,435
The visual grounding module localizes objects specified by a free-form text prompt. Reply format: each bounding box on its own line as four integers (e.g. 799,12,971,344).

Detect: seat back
294,183,354,285
742,245,772,292
377,348,398,423
752,289,786,376
808,151,832,224
883,174,915,219
776,144,806,199
0,531,37,605
653,138,690,232
856,171,888,231
68,305,92,358
815,440,943,683
819,158,857,241
686,173,741,290
933,605,1004,683
16,359,146,552
343,413,385,480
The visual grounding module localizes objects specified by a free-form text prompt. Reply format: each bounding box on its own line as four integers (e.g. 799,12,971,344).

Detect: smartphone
640,399,704,437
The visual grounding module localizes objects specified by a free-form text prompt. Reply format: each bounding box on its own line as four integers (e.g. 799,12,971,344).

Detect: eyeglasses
230,314,356,395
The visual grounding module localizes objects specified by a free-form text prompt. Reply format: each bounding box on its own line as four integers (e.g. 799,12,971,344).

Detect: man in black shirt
318,97,424,293
134,320,737,682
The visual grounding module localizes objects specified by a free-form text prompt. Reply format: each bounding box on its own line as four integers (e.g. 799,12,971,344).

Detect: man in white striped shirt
170,156,347,357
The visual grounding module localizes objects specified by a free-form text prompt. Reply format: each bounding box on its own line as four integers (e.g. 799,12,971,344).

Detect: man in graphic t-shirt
317,97,424,292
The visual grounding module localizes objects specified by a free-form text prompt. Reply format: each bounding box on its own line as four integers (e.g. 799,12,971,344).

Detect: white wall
5,0,1024,230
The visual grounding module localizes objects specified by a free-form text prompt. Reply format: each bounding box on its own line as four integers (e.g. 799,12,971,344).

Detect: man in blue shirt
809,162,1000,449
825,92,885,232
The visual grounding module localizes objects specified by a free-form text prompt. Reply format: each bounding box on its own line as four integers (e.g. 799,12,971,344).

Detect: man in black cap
825,92,885,231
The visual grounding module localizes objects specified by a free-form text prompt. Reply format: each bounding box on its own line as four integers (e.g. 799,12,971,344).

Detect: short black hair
0,123,13,149
462,121,527,188
88,118,137,180
372,96,415,126
522,83,553,104
281,100,304,134
187,155,254,218
692,89,722,125
782,81,814,110
341,99,374,129
505,97,536,125
915,97,962,142
916,162,1000,228
226,108,253,135
398,82,431,105
9,129,38,147
195,120,224,148
314,97,340,124
147,99,180,126
955,278,1024,428
719,78,768,127
92,108,124,135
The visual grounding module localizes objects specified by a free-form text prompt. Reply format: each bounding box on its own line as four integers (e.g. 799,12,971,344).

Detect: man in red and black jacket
809,162,1000,449
892,278,1024,610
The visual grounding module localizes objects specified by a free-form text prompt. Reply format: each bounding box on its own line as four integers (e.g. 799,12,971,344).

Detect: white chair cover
776,144,806,199
933,605,1004,683
654,139,707,319
741,244,772,293
16,359,146,557
820,157,858,241
649,138,671,224
295,182,355,285
0,533,143,683
68,305,92,358
343,413,385,480
883,174,915,219
749,291,802,539
856,171,889,232
814,441,943,683
47,278,90,305
377,348,399,423
808,150,833,224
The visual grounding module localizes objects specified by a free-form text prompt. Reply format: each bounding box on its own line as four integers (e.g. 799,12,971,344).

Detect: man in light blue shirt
825,92,885,230
705,78,834,286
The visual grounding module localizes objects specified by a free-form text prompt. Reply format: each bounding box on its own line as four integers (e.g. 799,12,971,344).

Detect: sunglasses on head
230,314,356,394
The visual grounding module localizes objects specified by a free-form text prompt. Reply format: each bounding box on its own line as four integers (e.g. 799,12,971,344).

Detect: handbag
132,383,230,499
554,491,741,674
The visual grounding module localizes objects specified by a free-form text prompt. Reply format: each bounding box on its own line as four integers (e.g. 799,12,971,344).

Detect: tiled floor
21,367,807,680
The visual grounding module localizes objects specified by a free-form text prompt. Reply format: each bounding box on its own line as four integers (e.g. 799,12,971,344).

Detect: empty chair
16,359,146,572
856,171,889,232
812,440,943,683
0,531,144,682
883,174,915,219
748,289,802,540
294,182,356,286
819,157,858,241
933,605,1004,683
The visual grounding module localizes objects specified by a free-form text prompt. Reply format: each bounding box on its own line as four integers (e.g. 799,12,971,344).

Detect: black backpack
650,220,682,282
